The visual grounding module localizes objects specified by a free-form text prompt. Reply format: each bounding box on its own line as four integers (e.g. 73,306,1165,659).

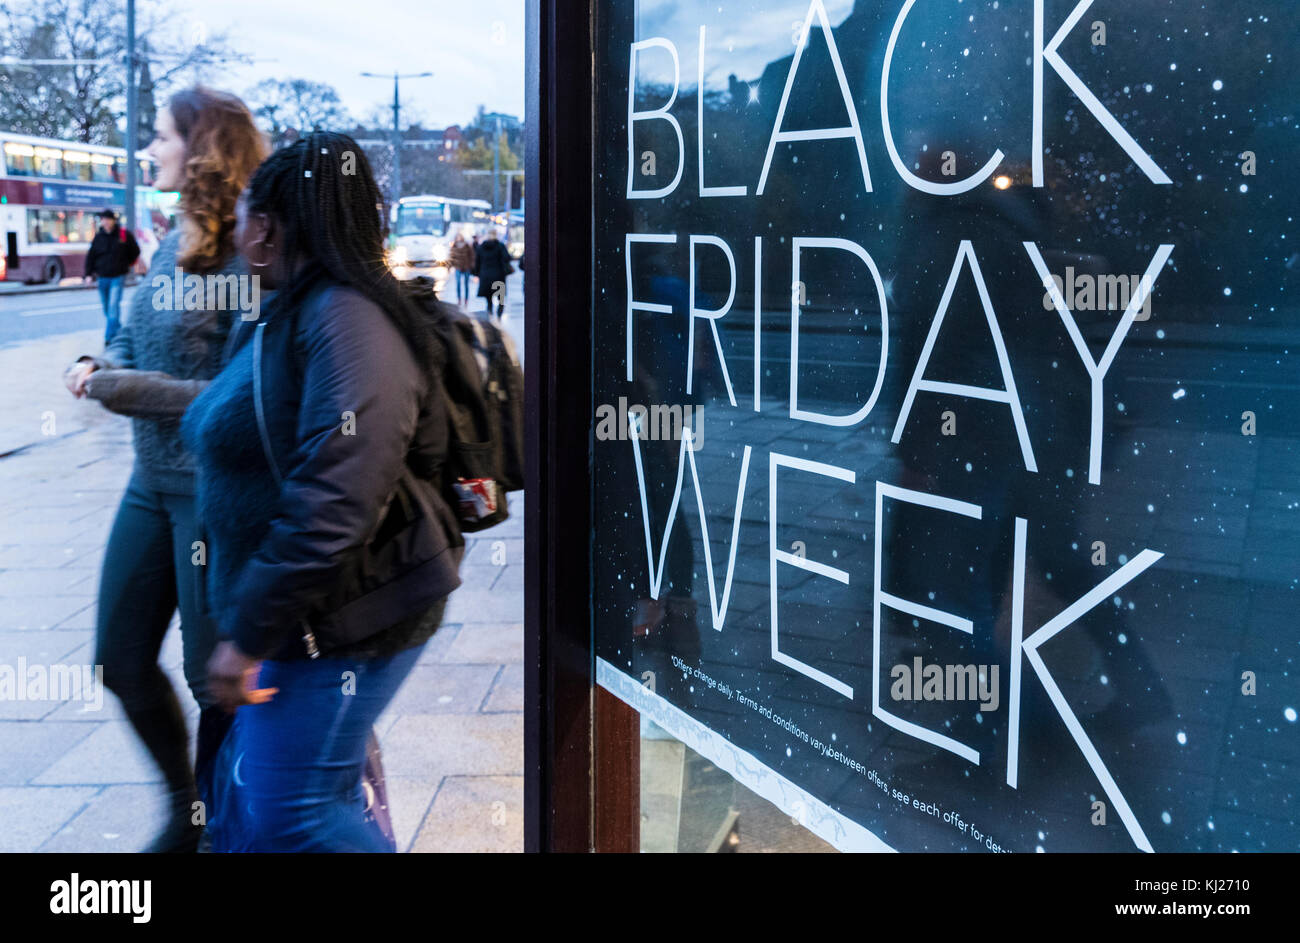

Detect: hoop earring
249,243,274,269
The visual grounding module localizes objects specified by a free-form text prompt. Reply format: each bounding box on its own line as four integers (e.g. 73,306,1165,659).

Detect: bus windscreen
395,204,447,237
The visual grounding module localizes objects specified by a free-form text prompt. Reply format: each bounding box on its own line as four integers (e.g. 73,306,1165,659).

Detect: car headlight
433,242,450,263
391,246,409,265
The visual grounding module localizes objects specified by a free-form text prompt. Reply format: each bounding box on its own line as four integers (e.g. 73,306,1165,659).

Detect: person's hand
207,641,278,714
83,275,94,284
63,361,95,398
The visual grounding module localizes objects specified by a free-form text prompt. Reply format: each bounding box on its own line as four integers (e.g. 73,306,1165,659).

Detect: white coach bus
388,194,494,270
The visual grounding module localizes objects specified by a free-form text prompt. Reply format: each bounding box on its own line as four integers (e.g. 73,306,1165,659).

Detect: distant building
349,125,468,152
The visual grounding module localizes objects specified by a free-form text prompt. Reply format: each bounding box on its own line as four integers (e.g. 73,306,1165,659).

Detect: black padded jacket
182,279,464,661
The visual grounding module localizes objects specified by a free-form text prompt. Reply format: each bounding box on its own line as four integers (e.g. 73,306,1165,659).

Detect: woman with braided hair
181,133,464,851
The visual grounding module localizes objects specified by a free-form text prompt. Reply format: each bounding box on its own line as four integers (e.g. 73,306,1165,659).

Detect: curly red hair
168,87,268,273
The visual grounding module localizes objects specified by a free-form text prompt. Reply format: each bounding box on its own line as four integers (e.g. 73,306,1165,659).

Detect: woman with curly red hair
61,86,267,852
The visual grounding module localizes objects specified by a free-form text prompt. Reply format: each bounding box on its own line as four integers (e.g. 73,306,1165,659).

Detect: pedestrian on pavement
83,209,140,344
60,86,268,853
448,232,474,306
474,228,513,321
181,133,464,853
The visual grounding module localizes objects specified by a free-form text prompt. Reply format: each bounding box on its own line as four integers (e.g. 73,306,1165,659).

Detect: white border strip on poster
596,657,895,853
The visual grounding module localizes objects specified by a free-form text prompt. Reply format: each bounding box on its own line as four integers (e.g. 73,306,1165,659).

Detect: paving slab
381,713,523,780
414,623,463,665
0,628,93,662
0,569,97,597
0,544,84,570
383,664,500,716
38,784,170,853
0,596,94,630
0,785,99,852
408,775,524,853
385,775,443,854
32,720,166,786
443,622,524,665
483,664,524,713
0,721,96,785
461,537,524,567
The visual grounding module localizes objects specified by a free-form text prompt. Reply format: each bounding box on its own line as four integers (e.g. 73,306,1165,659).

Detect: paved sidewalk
0,278,526,853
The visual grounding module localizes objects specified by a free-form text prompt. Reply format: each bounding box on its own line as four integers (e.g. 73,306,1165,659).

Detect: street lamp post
480,112,516,215
361,71,433,208
124,0,136,236
492,113,501,215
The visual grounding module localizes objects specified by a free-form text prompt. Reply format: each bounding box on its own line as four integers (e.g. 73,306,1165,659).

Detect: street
0,285,113,348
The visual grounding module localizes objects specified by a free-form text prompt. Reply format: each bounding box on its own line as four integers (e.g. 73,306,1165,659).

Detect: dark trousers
94,472,227,812
481,278,505,317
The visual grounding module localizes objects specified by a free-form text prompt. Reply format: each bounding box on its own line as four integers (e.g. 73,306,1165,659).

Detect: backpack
404,276,524,531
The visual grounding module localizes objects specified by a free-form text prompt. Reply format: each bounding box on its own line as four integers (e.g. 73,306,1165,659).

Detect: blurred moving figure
83,208,140,344
473,228,513,321
449,231,474,307
183,134,464,852
60,86,268,853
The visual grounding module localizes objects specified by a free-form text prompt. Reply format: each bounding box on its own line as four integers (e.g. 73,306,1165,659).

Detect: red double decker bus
0,132,171,283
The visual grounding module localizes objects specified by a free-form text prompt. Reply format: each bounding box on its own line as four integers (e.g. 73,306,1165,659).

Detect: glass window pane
5,143,37,176
592,0,1299,854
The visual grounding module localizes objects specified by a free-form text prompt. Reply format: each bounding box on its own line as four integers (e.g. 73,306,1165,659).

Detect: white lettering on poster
627,38,684,199
1026,241,1174,485
618,11,1177,853
756,0,872,196
769,452,855,698
790,237,889,427
872,482,983,765
630,411,750,632
688,234,738,405
881,0,1005,195
891,240,1037,473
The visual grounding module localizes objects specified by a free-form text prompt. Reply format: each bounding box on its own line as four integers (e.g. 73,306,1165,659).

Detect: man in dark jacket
473,228,513,321
83,209,141,344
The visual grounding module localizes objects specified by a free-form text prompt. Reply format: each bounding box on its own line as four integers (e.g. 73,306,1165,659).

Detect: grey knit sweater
82,229,249,495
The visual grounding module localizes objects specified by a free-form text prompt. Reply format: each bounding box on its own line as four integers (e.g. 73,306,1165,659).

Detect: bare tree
0,0,247,145
247,78,351,147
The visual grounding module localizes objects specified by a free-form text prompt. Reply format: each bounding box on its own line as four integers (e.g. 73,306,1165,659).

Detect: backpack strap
252,320,283,486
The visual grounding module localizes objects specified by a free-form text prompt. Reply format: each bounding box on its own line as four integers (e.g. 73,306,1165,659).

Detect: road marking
14,303,103,318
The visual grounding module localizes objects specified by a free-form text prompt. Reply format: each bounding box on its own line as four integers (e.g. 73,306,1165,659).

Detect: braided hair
244,132,434,368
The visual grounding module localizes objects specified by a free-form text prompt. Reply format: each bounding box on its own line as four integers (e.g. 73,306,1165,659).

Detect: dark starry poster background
591,0,1297,852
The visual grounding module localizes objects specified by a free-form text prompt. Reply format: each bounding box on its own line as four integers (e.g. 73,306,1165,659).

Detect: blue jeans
208,642,427,852
455,269,471,303
97,275,125,343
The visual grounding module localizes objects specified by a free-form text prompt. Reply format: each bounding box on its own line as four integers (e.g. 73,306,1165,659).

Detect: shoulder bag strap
252,320,283,486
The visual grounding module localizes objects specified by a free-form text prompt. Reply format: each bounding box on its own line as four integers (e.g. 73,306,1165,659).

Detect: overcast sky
166,0,525,129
